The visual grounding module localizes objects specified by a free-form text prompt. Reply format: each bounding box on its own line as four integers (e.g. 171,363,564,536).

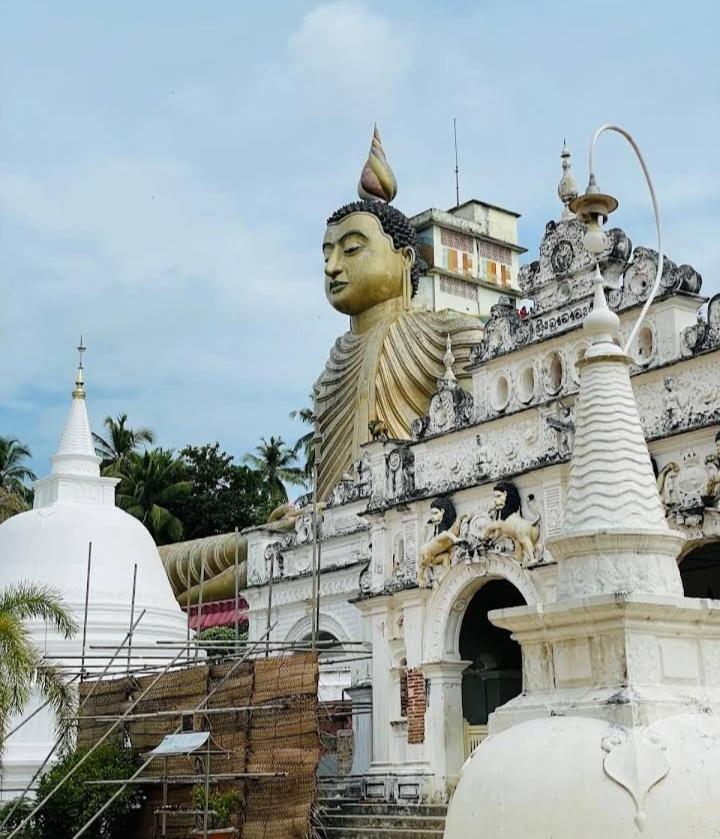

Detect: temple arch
422,553,541,663
284,612,351,646
678,537,720,598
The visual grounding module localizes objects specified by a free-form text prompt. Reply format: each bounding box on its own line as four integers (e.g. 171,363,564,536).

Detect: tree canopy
114,448,191,544
243,436,306,507
93,413,155,472
168,443,278,539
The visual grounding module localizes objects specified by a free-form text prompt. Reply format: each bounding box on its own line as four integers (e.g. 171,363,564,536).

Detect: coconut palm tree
93,414,155,472
0,582,77,755
290,396,315,482
0,487,28,524
0,437,37,493
243,436,306,503
115,449,191,544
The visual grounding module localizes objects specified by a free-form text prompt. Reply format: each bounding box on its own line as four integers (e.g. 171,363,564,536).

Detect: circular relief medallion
550,239,574,274
388,450,402,471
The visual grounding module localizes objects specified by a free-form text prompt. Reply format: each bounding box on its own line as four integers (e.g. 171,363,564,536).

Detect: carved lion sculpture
418,497,460,588
482,482,540,566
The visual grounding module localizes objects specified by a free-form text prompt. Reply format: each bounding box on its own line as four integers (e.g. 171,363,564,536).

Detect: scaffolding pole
1,608,147,835
7,622,195,839
79,542,92,681
70,622,278,839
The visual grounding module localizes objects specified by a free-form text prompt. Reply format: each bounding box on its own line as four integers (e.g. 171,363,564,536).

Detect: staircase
317,798,447,839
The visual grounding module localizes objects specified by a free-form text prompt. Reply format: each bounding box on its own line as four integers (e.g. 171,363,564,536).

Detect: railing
463,723,488,758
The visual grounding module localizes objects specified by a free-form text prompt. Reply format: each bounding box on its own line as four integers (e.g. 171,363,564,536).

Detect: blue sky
1,0,718,476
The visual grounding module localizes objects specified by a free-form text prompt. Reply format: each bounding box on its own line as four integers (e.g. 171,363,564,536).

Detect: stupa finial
558,139,578,220
73,334,87,399
358,124,398,203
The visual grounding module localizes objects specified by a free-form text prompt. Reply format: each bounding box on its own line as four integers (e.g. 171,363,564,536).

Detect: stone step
321,827,444,839
320,801,447,817
324,813,446,831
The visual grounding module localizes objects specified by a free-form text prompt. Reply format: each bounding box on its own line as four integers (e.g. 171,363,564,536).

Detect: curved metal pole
587,124,663,354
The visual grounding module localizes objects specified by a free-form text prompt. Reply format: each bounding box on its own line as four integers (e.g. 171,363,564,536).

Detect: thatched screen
76,651,320,839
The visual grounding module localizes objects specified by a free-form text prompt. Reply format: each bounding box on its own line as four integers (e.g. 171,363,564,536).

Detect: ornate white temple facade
240,152,720,802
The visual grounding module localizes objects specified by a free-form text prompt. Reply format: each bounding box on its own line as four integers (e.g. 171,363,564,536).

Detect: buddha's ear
401,245,416,267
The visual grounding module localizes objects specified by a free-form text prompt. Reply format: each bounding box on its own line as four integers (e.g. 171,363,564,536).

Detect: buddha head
324,126,423,316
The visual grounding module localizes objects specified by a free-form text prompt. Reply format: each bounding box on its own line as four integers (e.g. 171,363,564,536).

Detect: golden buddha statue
315,126,483,498
159,127,484,607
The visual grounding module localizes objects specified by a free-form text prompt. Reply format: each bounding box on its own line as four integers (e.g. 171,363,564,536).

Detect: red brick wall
406,668,426,744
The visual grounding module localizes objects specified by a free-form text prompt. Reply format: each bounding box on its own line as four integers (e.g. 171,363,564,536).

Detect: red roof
185,597,249,631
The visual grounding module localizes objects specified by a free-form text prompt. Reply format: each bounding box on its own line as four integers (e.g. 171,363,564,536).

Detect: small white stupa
444,270,720,835
0,346,187,796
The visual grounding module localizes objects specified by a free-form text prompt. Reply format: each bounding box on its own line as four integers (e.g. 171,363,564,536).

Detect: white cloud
288,2,413,92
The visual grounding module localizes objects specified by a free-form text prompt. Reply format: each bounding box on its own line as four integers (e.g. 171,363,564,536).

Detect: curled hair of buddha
327,200,425,296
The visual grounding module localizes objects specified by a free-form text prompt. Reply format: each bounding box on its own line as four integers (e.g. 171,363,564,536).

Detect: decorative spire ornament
443,334,456,381
73,333,87,399
358,124,398,203
557,140,578,220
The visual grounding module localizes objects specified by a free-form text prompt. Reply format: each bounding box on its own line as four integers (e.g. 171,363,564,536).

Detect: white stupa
444,276,720,836
0,348,187,796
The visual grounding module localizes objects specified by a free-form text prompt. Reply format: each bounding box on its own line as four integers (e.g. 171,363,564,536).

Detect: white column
346,684,373,775
355,596,394,770
422,660,470,798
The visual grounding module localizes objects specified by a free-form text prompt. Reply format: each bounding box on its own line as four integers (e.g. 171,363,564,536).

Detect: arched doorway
679,539,720,598
458,579,525,755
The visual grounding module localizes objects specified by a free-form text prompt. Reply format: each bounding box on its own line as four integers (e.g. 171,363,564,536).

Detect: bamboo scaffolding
7,624,197,839
70,622,278,839
1,608,148,835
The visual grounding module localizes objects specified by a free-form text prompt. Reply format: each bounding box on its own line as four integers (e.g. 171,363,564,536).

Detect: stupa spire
561,276,667,534
51,341,101,477
72,334,87,399
548,271,683,599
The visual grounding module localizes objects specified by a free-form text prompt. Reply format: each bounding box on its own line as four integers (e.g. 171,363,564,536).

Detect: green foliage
289,396,315,483
93,414,155,472
198,626,247,659
192,784,244,829
115,448,191,545
243,436,306,506
0,797,40,838
35,743,142,839
0,435,37,493
168,443,277,539
0,486,29,524
0,583,77,756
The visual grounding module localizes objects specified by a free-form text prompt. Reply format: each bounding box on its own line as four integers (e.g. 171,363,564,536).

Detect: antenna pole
453,117,460,207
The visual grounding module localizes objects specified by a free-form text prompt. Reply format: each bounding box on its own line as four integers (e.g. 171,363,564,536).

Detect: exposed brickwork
406,668,426,744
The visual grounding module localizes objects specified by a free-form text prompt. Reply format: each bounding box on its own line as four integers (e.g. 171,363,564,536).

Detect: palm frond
0,583,78,638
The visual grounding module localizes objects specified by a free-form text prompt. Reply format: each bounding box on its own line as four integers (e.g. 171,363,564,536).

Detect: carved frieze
681,293,720,357
518,218,631,316
326,455,372,507
412,378,474,439
470,296,530,364
385,445,416,499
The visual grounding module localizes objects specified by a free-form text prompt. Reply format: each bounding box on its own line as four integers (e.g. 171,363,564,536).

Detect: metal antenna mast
453,117,460,207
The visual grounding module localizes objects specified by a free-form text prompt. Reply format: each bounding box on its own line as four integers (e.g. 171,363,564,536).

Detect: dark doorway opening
459,579,525,725
679,540,720,599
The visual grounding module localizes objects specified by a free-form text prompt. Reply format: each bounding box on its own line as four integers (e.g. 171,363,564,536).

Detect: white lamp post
569,124,664,353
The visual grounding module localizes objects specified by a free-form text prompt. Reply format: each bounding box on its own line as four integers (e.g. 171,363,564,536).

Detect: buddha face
323,212,412,316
